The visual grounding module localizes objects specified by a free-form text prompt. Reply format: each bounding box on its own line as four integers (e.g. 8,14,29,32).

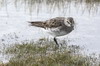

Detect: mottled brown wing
28,21,45,28
28,17,65,28
45,17,65,28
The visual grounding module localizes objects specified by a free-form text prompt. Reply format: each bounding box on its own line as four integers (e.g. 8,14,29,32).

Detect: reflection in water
0,0,100,14
14,0,100,14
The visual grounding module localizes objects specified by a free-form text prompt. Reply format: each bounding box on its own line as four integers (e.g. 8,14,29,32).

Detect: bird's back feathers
28,17,64,28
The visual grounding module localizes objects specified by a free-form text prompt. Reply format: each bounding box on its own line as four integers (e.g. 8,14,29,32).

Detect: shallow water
0,1,100,62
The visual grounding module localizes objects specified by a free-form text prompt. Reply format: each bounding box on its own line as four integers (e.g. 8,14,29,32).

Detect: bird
28,17,75,46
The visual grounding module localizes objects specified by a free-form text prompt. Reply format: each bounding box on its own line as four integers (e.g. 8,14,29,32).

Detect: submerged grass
1,39,99,66
13,0,100,14
0,0,100,14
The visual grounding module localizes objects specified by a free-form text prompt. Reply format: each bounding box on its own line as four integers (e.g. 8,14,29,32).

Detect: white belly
44,27,68,37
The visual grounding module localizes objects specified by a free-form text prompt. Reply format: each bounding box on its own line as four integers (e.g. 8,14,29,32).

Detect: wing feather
28,17,65,28
45,17,64,28
28,21,45,28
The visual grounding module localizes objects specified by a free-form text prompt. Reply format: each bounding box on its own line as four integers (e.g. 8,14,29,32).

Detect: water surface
0,0,100,62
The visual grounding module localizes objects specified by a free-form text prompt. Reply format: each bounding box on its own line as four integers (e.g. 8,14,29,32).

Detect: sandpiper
28,17,75,46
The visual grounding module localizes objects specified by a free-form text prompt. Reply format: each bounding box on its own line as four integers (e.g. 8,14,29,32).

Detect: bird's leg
54,37,59,47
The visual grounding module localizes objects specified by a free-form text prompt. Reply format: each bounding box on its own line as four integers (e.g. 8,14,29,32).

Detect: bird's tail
28,21,45,28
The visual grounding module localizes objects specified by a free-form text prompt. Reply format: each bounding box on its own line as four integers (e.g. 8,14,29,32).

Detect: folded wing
28,21,45,28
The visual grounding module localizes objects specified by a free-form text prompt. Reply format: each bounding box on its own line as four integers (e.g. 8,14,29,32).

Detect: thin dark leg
54,37,59,47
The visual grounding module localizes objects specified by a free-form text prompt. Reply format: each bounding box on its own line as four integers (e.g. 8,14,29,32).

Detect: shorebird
28,17,75,46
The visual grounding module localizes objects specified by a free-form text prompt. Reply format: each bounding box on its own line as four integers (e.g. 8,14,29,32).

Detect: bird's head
64,17,75,28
